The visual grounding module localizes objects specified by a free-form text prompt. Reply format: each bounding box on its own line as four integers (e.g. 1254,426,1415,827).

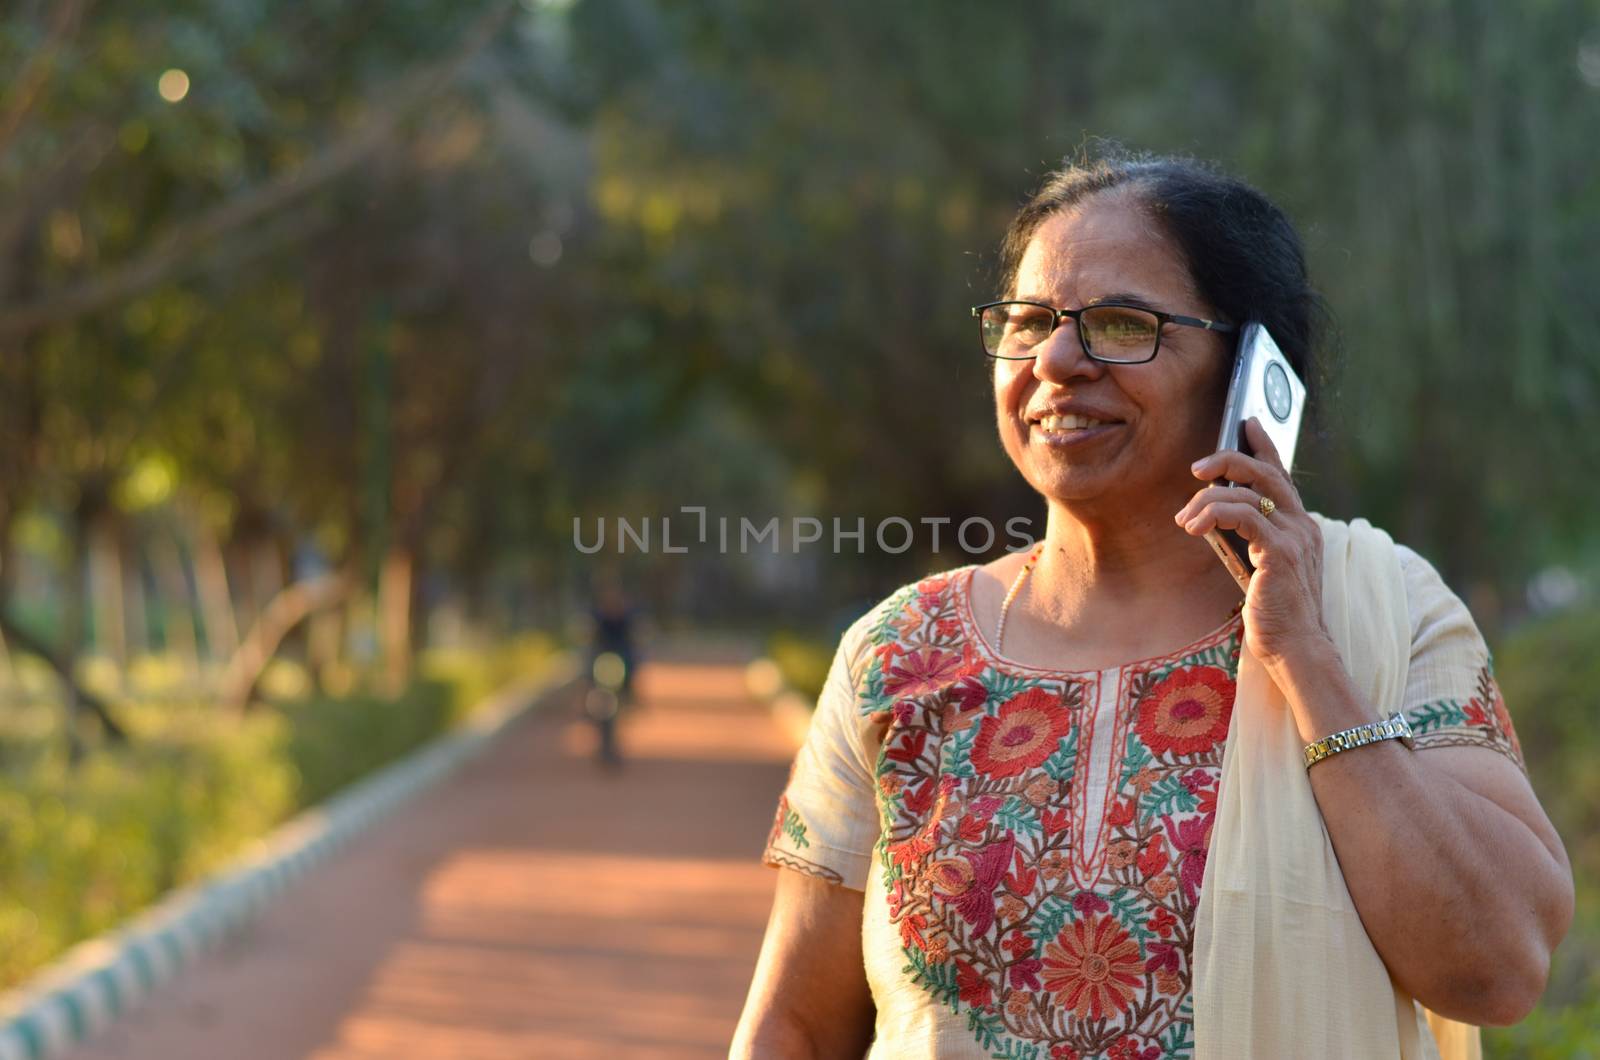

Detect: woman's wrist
1261,635,1377,745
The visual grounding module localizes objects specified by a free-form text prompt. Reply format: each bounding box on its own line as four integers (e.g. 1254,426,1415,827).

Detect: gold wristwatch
1303,711,1415,769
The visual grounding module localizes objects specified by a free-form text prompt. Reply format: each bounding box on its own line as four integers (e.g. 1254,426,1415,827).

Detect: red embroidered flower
955,957,994,1009
931,834,1015,936
1134,668,1234,757
1488,677,1523,760
1041,915,1143,1019
930,856,976,898
971,688,1071,779
1001,930,1034,959
1145,907,1177,937
1107,1035,1161,1060
885,647,966,699
1137,836,1169,878
1106,797,1136,828
1050,1046,1082,1060
1162,813,1214,905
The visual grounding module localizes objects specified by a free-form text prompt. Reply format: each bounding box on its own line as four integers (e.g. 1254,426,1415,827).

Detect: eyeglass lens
981,304,1160,362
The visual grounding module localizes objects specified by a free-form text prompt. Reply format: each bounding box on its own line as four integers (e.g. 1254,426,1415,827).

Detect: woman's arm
1272,643,1574,1027
732,868,875,1058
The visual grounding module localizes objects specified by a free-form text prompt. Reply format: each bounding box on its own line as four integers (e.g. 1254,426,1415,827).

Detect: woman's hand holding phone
1176,416,1331,670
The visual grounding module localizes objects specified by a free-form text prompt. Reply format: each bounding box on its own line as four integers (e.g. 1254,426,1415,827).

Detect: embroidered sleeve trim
761,846,846,885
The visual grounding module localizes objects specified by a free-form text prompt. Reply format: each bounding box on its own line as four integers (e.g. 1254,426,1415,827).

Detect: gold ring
1258,495,1277,517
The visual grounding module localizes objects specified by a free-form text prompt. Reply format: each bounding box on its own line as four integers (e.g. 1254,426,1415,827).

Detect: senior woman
732,150,1573,1059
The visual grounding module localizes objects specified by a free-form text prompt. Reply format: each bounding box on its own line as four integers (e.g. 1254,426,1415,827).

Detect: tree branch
0,0,91,161
0,1,516,338
0,608,127,741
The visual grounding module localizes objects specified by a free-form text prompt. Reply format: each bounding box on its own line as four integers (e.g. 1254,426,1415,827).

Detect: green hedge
0,634,557,992
766,631,834,702
1483,604,1600,1058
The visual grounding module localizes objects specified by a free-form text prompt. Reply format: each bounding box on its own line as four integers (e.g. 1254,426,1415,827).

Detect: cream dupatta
1190,513,1481,1059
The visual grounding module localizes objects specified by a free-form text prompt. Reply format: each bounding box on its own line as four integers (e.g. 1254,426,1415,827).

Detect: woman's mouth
1030,413,1123,446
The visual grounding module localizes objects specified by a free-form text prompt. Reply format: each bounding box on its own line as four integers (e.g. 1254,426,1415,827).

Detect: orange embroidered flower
1106,839,1138,870
999,894,1028,921
972,688,1071,779
1134,668,1234,757
1147,873,1177,899
1040,915,1143,1019
1155,968,1183,996
930,857,976,898
1024,775,1058,807
1006,988,1034,1019
1129,765,1160,793
927,932,951,964
1040,850,1071,882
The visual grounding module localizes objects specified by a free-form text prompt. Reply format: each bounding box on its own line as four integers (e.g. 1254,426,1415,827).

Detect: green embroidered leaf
1120,730,1153,785
995,795,1042,839
1408,699,1466,734
781,807,810,848
1043,730,1077,781
1104,887,1154,942
1030,894,1073,947
1141,775,1199,820
981,669,1038,702
945,725,977,778
1162,1018,1194,1054
859,661,895,716
965,1006,1007,1051
986,1031,1042,1060
902,948,960,1011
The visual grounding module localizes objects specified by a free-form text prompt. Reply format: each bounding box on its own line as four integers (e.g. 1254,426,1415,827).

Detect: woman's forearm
1264,639,1570,1025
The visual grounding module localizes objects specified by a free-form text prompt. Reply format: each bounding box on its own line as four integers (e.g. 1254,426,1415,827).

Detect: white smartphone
1203,321,1306,593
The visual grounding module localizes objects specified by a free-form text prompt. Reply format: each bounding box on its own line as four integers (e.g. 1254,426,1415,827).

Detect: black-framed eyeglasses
971,299,1236,364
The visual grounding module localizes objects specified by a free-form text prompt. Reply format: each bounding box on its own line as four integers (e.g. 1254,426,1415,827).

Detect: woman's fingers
1181,499,1274,541
1190,418,1301,512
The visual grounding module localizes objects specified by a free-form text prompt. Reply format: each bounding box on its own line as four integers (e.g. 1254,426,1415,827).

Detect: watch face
1263,360,1293,421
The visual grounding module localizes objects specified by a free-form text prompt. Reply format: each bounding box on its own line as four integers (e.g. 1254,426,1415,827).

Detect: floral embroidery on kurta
1405,663,1525,772
865,569,1238,1058
758,550,1527,1058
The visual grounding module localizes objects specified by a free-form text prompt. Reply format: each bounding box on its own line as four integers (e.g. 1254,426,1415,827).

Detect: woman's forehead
1013,202,1195,305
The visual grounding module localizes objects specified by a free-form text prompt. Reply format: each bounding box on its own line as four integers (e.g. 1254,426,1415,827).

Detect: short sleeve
1397,544,1527,774
760,607,885,891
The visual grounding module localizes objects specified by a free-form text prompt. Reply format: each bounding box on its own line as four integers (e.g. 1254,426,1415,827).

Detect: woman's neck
1023,496,1241,630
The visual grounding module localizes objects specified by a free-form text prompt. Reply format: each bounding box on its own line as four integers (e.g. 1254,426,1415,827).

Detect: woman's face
993,193,1234,513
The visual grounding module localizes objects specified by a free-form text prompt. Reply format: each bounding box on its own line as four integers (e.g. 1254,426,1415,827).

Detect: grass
0,633,559,992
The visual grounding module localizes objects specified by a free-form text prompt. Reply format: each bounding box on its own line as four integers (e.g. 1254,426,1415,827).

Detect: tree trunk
150,530,201,683
186,506,240,667
377,543,413,697
219,572,351,710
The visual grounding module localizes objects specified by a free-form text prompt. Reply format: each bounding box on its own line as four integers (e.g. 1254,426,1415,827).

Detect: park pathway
62,641,799,1060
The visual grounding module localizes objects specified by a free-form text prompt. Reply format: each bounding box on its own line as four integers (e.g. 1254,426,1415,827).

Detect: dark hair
996,144,1336,433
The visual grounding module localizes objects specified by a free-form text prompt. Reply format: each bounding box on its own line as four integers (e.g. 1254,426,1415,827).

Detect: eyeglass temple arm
1167,312,1236,332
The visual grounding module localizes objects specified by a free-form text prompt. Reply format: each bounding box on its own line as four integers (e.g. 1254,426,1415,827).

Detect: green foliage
0,705,293,990
0,639,557,992
1481,604,1600,1055
765,631,832,701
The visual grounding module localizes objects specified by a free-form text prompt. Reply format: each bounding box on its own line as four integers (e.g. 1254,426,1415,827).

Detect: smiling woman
732,146,1574,1060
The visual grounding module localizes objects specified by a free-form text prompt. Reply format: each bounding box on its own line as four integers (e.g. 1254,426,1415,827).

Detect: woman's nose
1031,321,1105,385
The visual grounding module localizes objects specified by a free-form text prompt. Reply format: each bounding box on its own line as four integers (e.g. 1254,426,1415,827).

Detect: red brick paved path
63,646,796,1060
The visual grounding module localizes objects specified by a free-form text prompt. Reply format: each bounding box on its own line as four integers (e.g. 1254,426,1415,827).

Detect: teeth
1040,414,1110,431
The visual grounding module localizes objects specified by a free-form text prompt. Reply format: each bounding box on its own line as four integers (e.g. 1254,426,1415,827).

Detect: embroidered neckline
954,564,1243,676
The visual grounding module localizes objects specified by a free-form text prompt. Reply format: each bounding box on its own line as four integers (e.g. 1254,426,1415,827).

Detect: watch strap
1303,711,1415,769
